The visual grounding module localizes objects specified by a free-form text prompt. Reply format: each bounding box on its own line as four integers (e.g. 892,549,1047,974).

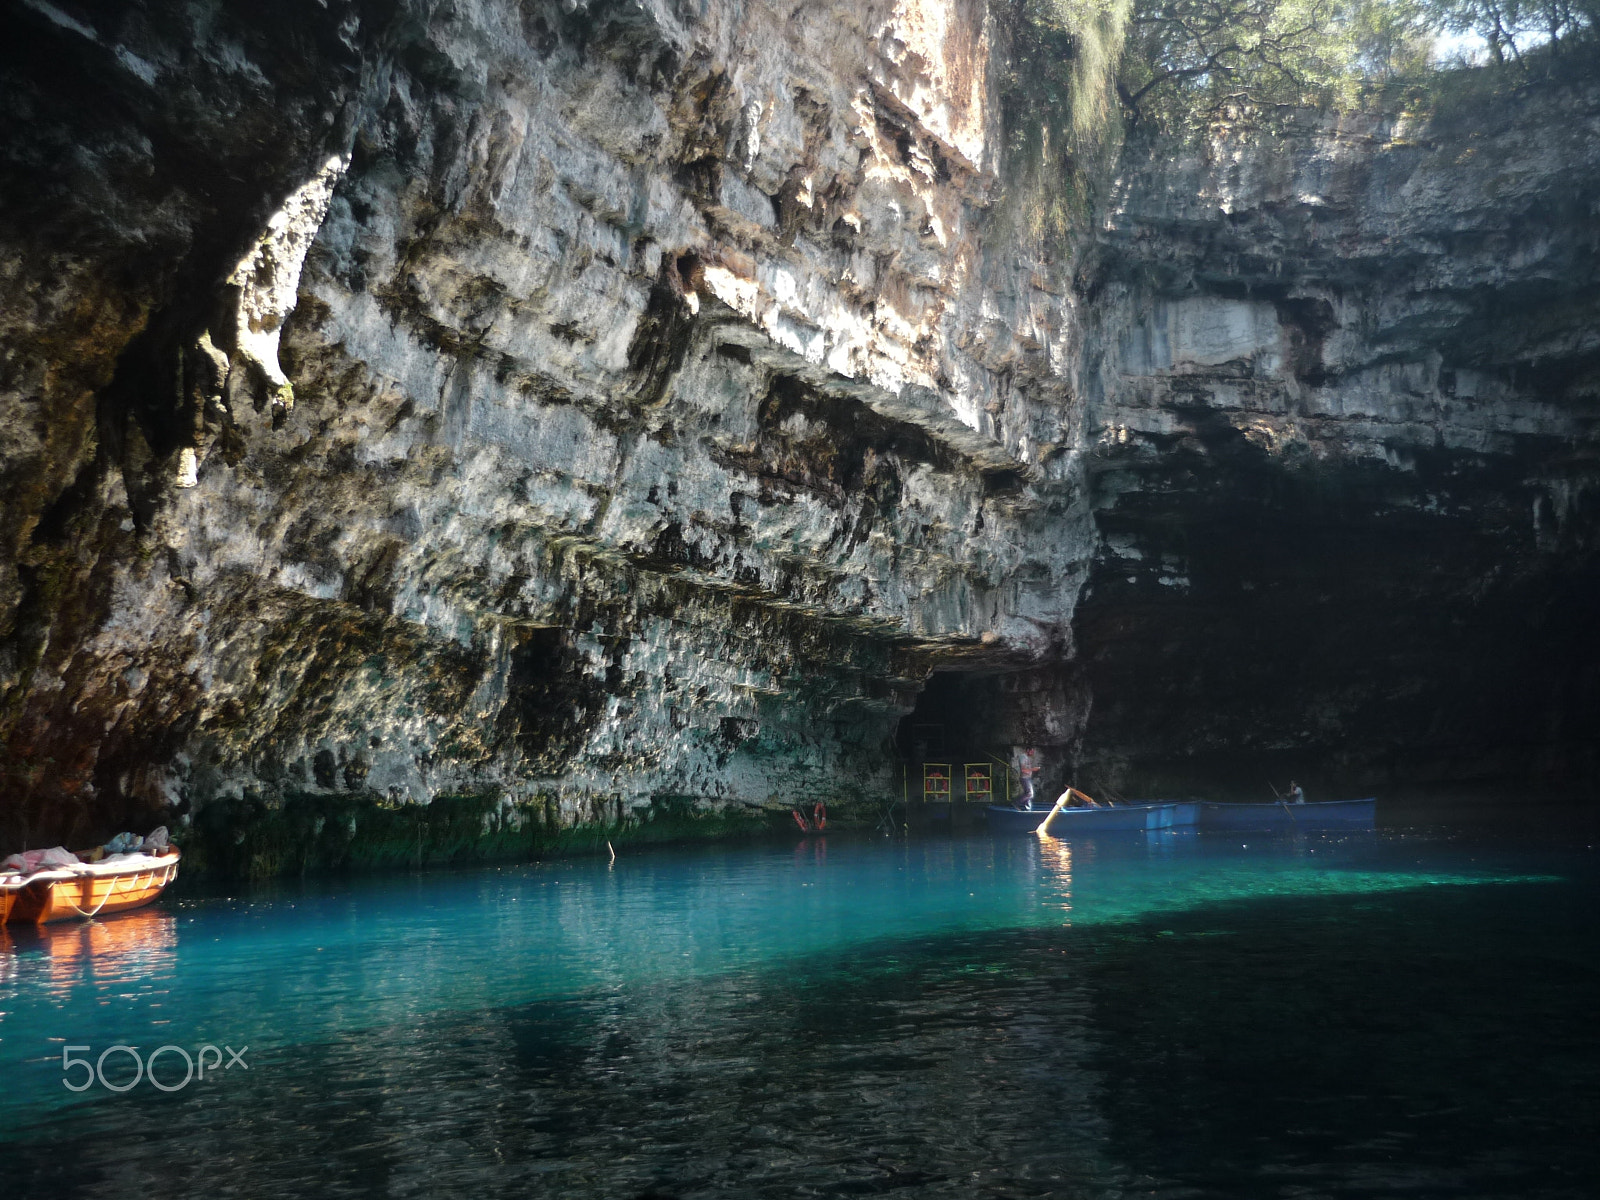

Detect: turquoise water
2,826,1595,1197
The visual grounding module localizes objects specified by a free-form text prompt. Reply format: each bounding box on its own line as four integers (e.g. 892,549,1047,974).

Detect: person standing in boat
1287,780,1305,804
1014,746,1040,810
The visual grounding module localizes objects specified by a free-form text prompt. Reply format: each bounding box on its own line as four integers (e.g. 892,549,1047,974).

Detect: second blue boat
986,798,1376,835
987,802,1198,834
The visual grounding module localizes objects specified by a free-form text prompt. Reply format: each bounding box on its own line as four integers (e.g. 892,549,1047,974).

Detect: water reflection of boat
2,851,181,924
33,905,179,962
987,802,1198,834
3,906,180,996
1196,799,1375,831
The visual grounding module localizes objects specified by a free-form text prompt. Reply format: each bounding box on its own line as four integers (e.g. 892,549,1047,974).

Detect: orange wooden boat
2,850,180,925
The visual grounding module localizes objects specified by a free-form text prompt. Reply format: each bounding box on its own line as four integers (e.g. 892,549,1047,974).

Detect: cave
4,1,1598,1194
1,0,1597,849
893,666,1085,810
895,671,1003,793
1071,432,1600,804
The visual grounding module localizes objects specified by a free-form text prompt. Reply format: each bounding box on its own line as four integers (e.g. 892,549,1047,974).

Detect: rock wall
2,0,1595,854
1075,97,1600,796
1,0,1091,849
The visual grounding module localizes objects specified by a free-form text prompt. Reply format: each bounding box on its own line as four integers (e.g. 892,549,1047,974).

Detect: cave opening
1072,448,1600,803
893,667,1078,808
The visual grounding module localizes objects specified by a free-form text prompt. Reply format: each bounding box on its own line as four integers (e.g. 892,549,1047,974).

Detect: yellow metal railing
963,762,993,802
983,751,1014,805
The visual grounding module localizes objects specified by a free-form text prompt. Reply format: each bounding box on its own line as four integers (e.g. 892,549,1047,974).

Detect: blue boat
1196,798,1375,831
986,802,1198,835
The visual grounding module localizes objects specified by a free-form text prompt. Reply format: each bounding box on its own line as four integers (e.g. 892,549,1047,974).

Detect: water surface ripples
1,828,1593,1198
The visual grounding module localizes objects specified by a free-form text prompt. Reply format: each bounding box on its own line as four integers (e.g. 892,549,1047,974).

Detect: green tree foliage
999,0,1133,241
1436,0,1598,64
996,0,1596,240
1113,0,1597,127
1117,0,1354,125
1345,0,1437,77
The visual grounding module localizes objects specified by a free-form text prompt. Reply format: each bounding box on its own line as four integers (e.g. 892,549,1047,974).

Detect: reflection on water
15,908,179,992
1,829,1595,1198
1041,836,1073,917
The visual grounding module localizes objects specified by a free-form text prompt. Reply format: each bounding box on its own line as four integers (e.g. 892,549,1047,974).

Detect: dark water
1,825,1595,1198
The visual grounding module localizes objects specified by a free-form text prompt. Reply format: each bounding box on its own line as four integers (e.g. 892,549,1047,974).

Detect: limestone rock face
1,0,1595,848
2,0,1088,843
1077,101,1600,793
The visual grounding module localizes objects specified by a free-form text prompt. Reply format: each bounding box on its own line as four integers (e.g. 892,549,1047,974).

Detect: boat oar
1034,793,1070,837
1266,781,1300,824
1035,787,1103,837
